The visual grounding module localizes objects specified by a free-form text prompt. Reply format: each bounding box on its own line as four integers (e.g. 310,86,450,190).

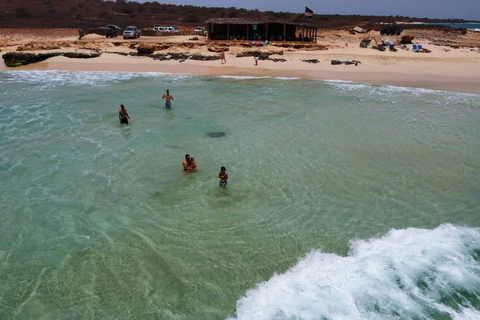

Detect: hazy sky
134,0,479,20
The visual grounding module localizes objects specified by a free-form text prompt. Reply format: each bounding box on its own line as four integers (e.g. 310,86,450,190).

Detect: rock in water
208,132,225,138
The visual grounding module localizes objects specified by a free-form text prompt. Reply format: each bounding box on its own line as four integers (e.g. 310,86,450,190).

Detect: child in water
218,166,228,187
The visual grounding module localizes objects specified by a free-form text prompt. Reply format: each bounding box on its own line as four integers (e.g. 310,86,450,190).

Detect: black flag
305,7,313,18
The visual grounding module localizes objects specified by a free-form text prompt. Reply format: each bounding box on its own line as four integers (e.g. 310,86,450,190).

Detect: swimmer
218,166,228,187
119,104,130,125
162,89,173,108
183,154,196,171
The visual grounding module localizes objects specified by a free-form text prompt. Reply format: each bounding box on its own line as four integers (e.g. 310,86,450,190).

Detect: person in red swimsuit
119,104,130,125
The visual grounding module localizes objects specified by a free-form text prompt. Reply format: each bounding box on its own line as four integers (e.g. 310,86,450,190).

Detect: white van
154,26,174,32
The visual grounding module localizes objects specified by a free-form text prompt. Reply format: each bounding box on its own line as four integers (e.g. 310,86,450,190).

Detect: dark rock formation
168,53,191,61
63,52,100,59
190,54,221,61
137,46,155,55
2,52,101,67
151,53,170,61
331,60,361,66
267,58,287,62
208,132,225,138
302,59,319,64
2,52,61,67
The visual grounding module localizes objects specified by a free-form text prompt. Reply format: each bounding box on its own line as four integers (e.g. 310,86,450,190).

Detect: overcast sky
133,0,479,21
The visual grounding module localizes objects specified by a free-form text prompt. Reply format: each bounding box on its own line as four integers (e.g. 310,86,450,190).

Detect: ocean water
428,22,480,32
0,71,479,320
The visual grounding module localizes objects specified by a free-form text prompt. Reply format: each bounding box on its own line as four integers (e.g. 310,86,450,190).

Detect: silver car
123,26,140,39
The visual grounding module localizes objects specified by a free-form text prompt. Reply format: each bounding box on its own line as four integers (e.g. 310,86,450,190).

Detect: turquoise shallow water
0,71,479,320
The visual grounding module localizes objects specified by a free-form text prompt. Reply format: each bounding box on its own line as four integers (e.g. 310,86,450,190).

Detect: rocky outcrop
190,54,221,61
63,52,100,59
267,58,287,62
2,52,61,67
302,59,319,64
208,47,229,53
2,52,101,67
331,60,361,66
137,46,155,55
151,53,170,61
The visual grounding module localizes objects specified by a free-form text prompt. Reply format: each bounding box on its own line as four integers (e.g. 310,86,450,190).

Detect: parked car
107,25,123,32
123,26,140,39
98,27,117,38
154,26,174,32
380,26,403,35
193,27,206,35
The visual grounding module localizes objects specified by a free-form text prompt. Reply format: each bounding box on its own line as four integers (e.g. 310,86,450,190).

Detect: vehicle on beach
380,25,403,35
107,25,123,32
193,27,206,36
98,27,117,38
400,35,415,44
154,26,175,32
123,26,140,39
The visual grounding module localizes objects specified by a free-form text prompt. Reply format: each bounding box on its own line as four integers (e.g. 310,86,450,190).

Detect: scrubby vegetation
0,0,473,30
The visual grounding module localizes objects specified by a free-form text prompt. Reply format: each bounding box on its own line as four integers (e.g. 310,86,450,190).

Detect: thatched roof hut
206,18,317,42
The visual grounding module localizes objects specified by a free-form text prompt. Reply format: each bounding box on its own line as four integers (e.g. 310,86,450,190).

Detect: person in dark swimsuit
218,166,228,187
119,104,130,125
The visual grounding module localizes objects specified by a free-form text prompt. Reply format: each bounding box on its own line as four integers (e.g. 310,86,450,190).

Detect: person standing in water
183,154,196,171
218,166,228,187
162,89,173,108
119,104,130,125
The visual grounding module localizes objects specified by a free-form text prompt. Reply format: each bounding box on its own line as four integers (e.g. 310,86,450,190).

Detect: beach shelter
366,38,379,48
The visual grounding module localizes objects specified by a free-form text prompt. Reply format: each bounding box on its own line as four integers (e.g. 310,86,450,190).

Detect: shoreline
1,29,480,94
2,54,479,94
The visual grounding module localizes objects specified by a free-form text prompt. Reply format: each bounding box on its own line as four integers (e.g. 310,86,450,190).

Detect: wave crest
228,224,480,320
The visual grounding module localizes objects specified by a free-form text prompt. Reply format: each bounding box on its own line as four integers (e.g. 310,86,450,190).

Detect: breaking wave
227,224,480,320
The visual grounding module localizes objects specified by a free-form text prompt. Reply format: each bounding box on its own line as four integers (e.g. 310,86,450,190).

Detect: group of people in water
119,90,228,187
183,154,228,187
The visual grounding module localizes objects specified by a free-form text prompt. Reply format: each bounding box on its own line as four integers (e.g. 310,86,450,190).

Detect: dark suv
380,26,403,35
98,27,117,38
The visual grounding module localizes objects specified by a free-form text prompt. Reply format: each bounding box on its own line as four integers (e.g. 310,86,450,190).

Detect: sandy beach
1,28,480,93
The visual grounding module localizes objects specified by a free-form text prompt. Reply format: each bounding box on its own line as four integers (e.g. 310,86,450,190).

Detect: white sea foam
218,75,272,80
227,224,480,320
1,70,192,88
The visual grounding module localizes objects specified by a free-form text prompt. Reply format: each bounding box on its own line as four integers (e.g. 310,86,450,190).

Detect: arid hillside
0,0,472,31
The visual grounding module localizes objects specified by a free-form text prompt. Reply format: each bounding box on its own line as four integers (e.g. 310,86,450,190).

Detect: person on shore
254,53,259,66
119,104,130,125
221,50,226,64
218,166,228,187
183,154,196,171
162,89,173,108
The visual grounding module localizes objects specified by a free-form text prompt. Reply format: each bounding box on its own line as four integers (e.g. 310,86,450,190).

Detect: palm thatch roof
206,18,316,29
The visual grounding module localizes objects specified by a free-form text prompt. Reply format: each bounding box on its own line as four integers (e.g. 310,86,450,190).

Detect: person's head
120,104,125,109
166,89,169,94
185,154,190,160
221,166,226,172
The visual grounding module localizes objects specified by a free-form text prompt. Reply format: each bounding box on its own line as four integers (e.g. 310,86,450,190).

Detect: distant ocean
428,22,480,32
1,71,479,320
